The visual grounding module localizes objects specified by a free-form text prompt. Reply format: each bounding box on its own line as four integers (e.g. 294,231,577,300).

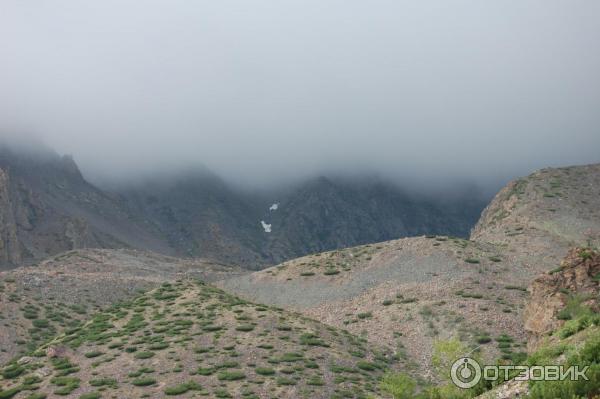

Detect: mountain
255,176,484,265
0,146,175,269
0,145,487,269
472,163,600,277
218,163,600,379
0,162,597,398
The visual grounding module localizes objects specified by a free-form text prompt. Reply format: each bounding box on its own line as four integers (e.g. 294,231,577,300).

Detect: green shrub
217,371,245,381
255,367,275,376
476,335,492,344
32,319,50,328
0,387,21,399
528,331,600,398
276,377,296,386
131,377,156,386
51,376,80,395
164,381,201,395
307,376,324,386
356,361,378,371
84,350,103,358
2,364,24,379
89,378,117,387
235,324,255,332
196,367,215,375
134,351,155,359
148,342,168,350
380,373,416,399
300,333,329,347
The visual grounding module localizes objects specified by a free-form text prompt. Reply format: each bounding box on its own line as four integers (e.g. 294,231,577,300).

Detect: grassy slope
0,279,398,399
0,249,243,365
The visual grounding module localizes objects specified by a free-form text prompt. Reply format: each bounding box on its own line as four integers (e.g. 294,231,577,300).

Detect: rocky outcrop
0,168,21,265
523,247,600,351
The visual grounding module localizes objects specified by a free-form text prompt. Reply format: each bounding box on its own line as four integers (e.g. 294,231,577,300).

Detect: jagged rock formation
524,247,600,352
477,248,600,399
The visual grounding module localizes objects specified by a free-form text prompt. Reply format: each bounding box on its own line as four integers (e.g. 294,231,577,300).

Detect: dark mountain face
0,146,487,269
255,176,486,265
0,147,176,269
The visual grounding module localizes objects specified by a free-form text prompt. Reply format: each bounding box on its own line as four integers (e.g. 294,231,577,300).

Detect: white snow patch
269,203,279,211
260,221,272,233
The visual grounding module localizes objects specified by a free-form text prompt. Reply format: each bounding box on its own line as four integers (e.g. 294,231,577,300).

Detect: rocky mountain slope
0,279,397,399
478,247,600,399
218,163,600,378
472,163,600,277
0,145,487,269
0,248,242,364
0,147,175,269
0,162,597,398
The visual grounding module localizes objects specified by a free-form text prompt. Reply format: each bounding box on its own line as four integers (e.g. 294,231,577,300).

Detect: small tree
380,373,416,399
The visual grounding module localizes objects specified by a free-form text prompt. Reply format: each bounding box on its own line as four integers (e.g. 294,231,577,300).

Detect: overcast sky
1,1,599,190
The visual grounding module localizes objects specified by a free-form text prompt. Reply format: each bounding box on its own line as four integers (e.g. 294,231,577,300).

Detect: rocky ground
218,237,530,378
218,163,600,379
0,163,598,398
478,247,600,399
472,163,600,276
0,280,397,399
0,248,244,364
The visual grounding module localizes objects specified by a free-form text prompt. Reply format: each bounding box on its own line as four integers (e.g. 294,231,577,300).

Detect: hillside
472,163,600,276
0,163,597,398
0,280,397,399
0,249,242,364
218,163,600,377
219,237,529,377
478,247,600,399
0,145,486,269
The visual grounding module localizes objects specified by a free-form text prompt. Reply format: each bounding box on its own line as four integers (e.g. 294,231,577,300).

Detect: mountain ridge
0,145,487,269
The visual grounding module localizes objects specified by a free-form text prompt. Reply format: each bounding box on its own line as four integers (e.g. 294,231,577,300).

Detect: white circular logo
451,357,482,389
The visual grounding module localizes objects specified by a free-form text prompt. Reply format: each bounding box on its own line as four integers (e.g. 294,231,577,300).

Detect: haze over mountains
2,2,600,397
0,144,487,269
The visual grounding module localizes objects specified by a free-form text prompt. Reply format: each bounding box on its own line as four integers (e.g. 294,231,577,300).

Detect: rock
17,356,33,365
523,247,600,352
46,345,68,358
33,366,51,378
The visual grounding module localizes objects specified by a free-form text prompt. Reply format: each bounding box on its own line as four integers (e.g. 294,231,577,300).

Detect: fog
1,1,599,192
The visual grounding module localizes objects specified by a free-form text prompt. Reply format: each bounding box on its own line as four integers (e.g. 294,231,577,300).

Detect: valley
0,162,598,398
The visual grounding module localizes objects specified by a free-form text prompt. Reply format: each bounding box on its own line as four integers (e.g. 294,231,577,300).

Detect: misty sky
1,1,599,189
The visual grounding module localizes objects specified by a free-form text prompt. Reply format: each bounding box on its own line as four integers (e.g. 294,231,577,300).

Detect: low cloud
1,1,599,192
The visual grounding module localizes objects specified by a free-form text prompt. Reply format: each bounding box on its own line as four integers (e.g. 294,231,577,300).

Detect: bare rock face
0,168,21,265
523,247,600,351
